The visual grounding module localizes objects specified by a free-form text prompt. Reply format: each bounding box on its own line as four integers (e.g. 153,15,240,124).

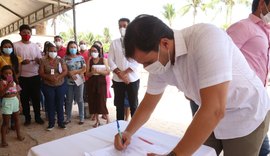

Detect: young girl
0,65,24,147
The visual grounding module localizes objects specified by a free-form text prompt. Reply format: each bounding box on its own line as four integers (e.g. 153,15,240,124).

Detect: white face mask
48,52,57,59
260,2,270,24
144,46,171,75
80,44,87,51
119,27,126,37
55,41,62,47
91,52,99,58
3,48,13,55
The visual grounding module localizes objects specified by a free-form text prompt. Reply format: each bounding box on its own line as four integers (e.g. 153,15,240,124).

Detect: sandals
93,122,100,128
17,136,25,141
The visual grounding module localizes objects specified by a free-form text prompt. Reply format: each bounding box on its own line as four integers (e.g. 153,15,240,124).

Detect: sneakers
58,124,67,129
46,125,54,131
35,118,45,125
64,120,71,125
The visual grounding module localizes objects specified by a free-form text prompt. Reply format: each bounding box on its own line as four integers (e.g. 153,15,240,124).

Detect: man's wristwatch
167,151,176,156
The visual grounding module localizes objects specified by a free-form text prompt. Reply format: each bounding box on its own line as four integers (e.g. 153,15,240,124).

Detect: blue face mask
3,48,13,55
69,48,77,55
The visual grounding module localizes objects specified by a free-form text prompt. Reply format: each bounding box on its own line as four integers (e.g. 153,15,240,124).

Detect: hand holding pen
114,121,131,150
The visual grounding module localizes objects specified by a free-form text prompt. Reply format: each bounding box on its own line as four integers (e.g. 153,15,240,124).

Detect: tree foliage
162,3,177,27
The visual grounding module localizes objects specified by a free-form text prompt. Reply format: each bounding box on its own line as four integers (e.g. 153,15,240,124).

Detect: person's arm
108,42,118,71
0,80,13,97
68,65,86,76
38,61,53,82
170,81,229,155
97,58,110,76
85,58,92,77
114,92,163,150
56,61,68,80
126,58,139,74
68,57,86,76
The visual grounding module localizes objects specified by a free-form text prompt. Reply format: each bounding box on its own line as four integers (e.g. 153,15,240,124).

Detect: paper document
90,136,169,156
74,74,84,86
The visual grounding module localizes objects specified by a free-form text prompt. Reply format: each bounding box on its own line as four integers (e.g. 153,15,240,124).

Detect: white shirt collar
173,29,188,58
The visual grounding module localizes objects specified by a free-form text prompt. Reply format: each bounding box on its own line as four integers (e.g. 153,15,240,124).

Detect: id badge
51,69,55,75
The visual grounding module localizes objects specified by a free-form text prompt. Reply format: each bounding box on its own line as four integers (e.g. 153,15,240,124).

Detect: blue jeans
259,135,270,156
42,83,67,126
66,84,84,122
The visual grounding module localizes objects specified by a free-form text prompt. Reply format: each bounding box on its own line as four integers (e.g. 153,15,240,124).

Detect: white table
28,121,216,156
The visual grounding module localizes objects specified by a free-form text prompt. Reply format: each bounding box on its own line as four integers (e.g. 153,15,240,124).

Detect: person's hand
114,131,132,150
22,59,30,65
68,70,76,77
51,75,60,82
6,81,14,89
91,67,99,75
34,57,40,64
72,75,77,80
117,71,130,84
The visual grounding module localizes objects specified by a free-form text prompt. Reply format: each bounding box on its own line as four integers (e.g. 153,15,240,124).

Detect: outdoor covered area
0,0,90,41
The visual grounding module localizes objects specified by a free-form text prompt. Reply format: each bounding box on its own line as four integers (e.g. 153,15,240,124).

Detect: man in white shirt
113,14,270,156
14,24,44,126
108,18,140,120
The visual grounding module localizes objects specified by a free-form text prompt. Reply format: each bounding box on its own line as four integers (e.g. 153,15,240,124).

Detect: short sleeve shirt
147,24,270,139
0,55,22,69
64,55,86,85
40,56,65,86
13,41,42,77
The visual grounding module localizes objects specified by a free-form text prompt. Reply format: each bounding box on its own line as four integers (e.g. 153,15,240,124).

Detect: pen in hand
116,120,124,144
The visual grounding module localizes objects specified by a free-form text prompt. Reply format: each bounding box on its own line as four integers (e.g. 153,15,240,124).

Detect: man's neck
21,40,30,44
57,46,62,50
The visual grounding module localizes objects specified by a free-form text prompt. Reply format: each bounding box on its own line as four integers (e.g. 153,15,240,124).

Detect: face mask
260,2,270,24
48,52,57,59
119,27,126,37
80,44,87,51
69,48,77,55
55,41,62,47
91,52,99,58
21,34,31,41
144,46,171,75
2,48,13,55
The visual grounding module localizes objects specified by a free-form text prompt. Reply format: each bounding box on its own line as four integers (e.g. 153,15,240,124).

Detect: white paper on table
74,74,84,86
89,136,169,156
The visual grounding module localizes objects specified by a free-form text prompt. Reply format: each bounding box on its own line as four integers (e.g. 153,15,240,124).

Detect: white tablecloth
28,121,216,156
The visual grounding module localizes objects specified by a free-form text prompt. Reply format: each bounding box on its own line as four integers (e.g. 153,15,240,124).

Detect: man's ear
160,38,170,49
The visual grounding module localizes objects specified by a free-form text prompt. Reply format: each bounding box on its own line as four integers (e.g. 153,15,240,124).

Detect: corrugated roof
0,0,73,37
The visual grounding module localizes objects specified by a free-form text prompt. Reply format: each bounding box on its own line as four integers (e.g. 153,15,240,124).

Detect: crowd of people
0,17,141,147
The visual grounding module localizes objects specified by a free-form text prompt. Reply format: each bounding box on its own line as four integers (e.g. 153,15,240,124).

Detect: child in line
0,65,24,147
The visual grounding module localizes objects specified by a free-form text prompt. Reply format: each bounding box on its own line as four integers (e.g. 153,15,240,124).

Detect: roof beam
36,0,72,7
0,4,23,18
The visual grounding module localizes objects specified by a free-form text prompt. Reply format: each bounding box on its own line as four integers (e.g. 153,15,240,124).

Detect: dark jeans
189,100,270,156
19,75,41,121
42,82,67,126
259,135,270,156
112,80,140,120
